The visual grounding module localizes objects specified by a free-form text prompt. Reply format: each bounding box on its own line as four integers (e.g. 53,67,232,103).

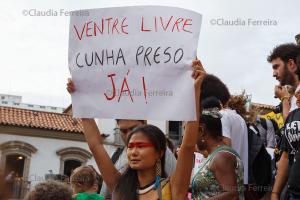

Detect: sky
0,0,299,109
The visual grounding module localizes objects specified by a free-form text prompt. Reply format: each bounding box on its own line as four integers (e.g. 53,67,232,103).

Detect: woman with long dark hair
67,60,205,200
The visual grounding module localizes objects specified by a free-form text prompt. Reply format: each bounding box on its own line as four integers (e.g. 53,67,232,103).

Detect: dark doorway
168,121,183,146
4,154,27,199
64,160,81,177
5,154,25,178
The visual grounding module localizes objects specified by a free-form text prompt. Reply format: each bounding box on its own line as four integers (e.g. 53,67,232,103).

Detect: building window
56,147,92,177
63,160,82,177
168,121,183,146
0,141,37,199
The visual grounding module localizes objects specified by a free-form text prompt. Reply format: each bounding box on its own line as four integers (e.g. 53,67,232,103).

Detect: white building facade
0,105,175,199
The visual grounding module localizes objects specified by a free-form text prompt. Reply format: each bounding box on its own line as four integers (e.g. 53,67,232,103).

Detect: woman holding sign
67,60,205,200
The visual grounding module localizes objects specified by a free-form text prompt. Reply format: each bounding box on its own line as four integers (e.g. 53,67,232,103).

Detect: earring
201,139,205,143
154,159,161,190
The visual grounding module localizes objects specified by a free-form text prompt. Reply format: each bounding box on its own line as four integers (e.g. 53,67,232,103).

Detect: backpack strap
210,145,241,164
249,125,259,135
249,123,261,137
270,119,279,132
259,118,268,131
111,147,124,164
194,145,231,176
160,178,170,187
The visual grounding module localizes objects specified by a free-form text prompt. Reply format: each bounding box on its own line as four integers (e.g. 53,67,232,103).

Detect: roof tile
0,106,83,133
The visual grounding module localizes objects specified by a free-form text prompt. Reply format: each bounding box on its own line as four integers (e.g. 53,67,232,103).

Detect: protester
228,93,276,148
66,79,178,199
67,60,205,200
200,74,249,186
71,165,104,200
23,180,73,200
191,96,244,200
268,43,300,200
270,43,300,120
95,120,176,198
228,93,273,199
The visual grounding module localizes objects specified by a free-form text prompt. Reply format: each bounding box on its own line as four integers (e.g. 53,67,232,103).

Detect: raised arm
274,85,291,121
170,60,205,199
81,119,121,192
67,79,121,192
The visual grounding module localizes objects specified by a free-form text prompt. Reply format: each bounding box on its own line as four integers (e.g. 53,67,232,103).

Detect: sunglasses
117,125,138,134
127,142,154,149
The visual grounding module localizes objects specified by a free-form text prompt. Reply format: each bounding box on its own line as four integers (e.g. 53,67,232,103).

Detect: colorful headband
202,107,222,118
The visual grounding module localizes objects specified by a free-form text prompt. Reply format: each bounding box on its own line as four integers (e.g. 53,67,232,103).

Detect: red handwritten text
141,16,192,33
74,17,128,40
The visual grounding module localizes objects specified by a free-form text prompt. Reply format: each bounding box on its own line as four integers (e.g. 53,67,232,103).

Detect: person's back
256,117,276,148
192,145,244,199
220,108,249,184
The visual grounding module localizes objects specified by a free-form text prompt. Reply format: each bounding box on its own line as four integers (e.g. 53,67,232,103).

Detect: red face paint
127,142,154,149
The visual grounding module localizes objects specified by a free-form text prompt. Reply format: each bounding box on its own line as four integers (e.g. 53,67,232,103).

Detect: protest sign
68,6,202,120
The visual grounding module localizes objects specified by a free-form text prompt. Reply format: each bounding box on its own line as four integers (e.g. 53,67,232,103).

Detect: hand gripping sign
68,6,202,120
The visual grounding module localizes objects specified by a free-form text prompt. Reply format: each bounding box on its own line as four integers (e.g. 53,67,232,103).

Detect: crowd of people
1,42,300,200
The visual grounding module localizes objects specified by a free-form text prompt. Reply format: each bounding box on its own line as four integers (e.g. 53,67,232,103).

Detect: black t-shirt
280,108,300,196
280,109,300,160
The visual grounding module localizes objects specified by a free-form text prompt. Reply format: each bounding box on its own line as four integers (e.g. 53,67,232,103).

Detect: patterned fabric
192,145,244,200
202,107,222,118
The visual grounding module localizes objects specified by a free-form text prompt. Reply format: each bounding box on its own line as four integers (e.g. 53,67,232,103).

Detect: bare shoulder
210,151,237,171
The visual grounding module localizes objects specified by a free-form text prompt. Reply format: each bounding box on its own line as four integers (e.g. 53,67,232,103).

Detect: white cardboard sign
68,6,202,120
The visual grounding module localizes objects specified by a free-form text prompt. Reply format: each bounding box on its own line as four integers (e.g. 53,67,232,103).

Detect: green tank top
74,193,104,200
